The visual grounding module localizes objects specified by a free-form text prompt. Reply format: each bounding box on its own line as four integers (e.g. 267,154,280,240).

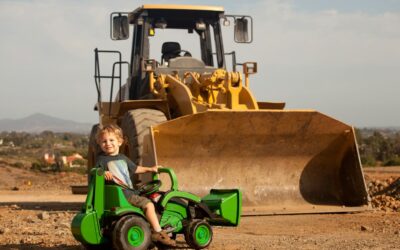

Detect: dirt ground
0,162,399,250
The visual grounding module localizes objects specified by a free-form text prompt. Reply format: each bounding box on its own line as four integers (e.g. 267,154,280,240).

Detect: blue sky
0,0,399,127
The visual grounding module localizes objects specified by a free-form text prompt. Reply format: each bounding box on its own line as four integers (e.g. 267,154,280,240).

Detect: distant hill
0,113,92,134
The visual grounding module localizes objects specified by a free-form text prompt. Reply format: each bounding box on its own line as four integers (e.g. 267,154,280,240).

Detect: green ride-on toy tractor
71,167,242,249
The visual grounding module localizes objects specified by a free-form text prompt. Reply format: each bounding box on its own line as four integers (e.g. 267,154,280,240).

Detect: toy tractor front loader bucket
202,189,242,226
151,110,370,215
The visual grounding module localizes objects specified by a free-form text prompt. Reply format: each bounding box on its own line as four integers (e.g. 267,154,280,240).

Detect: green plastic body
71,168,105,244
156,168,242,228
202,189,242,226
71,168,144,245
156,168,202,232
71,167,242,246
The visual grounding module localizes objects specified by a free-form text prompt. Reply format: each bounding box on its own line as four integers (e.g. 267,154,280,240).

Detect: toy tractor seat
104,185,143,211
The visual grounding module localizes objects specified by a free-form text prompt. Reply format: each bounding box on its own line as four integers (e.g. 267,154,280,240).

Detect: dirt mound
366,176,400,212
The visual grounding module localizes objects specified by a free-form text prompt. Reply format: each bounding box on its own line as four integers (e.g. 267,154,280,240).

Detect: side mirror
224,15,253,43
234,17,252,43
111,13,129,40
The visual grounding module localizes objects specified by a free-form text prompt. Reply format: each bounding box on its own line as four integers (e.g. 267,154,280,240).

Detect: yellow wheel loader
89,4,370,215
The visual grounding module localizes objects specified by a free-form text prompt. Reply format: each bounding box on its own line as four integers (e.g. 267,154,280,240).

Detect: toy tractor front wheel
112,215,151,250
185,219,213,249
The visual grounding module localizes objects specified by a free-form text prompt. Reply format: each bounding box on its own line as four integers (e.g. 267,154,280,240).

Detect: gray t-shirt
95,154,137,189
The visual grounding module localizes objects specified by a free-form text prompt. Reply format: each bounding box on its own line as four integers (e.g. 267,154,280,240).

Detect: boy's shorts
123,189,151,210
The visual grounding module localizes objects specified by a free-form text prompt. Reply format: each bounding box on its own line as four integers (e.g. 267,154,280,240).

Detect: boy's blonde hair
96,124,124,144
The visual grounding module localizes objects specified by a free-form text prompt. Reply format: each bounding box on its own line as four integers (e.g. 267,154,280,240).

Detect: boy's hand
104,171,113,181
135,165,161,174
150,165,160,173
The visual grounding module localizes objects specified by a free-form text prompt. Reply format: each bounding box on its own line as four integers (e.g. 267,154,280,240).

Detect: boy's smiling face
98,132,123,156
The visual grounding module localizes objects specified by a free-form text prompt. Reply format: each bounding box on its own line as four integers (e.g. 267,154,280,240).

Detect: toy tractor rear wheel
112,215,151,250
184,219,213,249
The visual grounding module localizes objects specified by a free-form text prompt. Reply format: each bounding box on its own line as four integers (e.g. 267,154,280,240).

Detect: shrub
12,162,24,168
361,154,376,167
383,156,400,166
31,161,44,171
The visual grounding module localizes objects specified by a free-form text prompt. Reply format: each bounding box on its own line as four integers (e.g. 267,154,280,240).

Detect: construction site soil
0,163,399,250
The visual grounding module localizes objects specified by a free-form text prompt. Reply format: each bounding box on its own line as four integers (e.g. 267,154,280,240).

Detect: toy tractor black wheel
112,215,151,250
184,219,213,249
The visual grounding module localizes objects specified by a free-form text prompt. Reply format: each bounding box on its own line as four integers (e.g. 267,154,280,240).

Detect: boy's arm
135,165,159,174
94,156,114,181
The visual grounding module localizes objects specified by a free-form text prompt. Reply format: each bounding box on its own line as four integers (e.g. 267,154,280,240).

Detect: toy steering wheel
137,180,162,195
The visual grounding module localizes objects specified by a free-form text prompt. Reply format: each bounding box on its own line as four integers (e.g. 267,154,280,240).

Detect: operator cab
109,4,253,99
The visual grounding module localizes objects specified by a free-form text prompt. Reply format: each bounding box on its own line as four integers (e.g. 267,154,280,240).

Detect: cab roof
135,4,224,13
129,4,225,28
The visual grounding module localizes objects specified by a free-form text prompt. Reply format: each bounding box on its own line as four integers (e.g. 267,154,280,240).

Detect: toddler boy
95,124,175,247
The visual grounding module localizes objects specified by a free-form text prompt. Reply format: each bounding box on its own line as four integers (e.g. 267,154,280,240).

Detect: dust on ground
0,163,400,250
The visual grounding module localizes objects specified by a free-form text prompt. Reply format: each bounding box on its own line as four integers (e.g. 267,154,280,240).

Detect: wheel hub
196,225,210,245
127,226,144,246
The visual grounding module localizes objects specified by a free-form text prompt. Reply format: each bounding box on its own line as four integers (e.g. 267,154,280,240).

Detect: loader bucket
151,110,370,215
71,212,102,245
202,189,242,226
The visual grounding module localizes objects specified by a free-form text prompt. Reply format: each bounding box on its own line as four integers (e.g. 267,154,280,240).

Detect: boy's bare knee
144,202,154,212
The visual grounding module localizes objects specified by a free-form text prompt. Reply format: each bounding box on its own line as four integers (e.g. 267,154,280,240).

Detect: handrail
213,51,237,72
109,61,129,116
94,48,129,117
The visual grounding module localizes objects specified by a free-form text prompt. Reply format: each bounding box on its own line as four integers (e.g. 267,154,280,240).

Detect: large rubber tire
184,220,213,249
112,215,152,250
87,124,102,176
120,109,167,166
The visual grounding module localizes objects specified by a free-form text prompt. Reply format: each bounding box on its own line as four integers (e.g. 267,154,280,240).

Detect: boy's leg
126,193,176,246
127,194,161,230
143,202,176,246
144,202,162,232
